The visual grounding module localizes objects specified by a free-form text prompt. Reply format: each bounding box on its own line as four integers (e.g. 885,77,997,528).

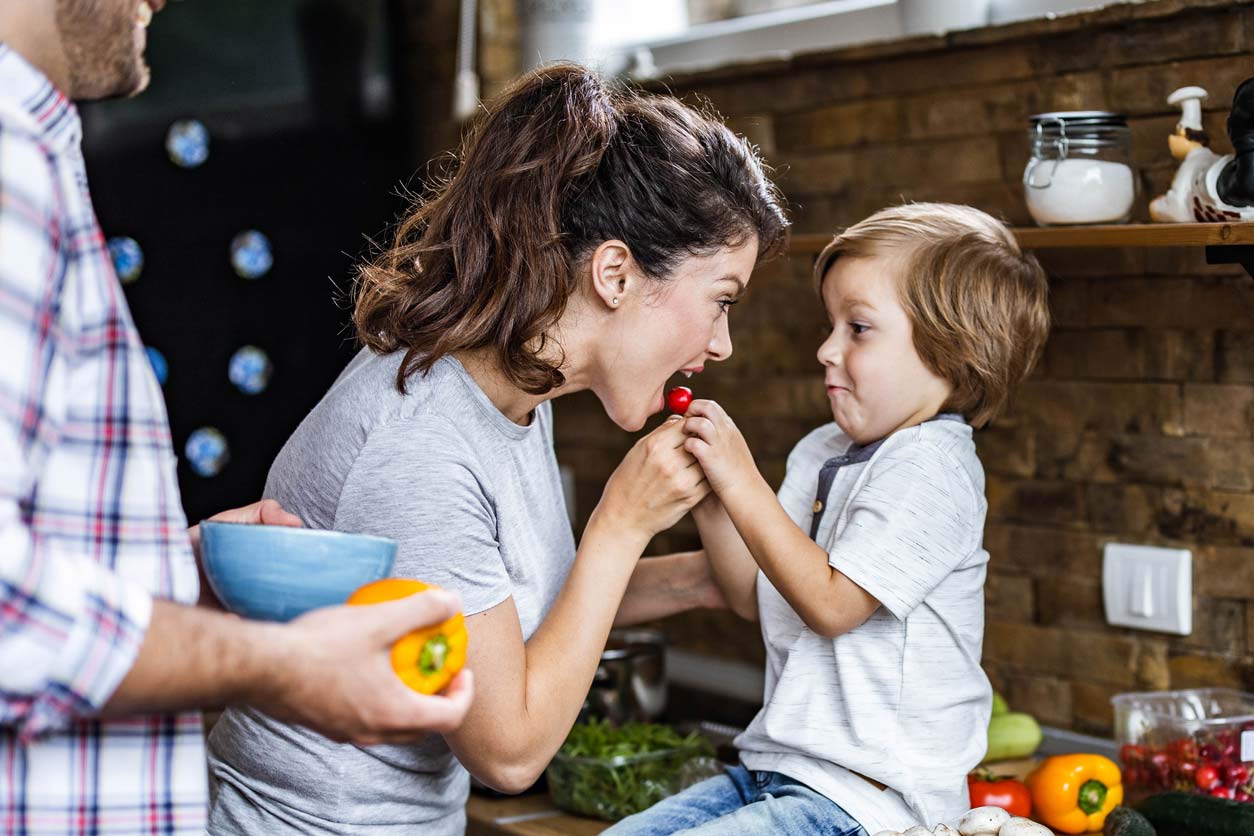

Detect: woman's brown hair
354,62,788,394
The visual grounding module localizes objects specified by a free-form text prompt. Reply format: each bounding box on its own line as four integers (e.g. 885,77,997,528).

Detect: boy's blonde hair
814,203,1049,428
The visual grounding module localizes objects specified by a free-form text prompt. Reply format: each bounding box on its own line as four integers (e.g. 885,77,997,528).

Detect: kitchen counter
466,792,608,836
467,758,1066,835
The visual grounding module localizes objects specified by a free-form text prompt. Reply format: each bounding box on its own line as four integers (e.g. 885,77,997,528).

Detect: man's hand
104,591,475,744
255,589,475,744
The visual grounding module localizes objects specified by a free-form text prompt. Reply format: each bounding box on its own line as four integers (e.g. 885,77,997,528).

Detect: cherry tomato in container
666,386,693,415
1197,764,1221,791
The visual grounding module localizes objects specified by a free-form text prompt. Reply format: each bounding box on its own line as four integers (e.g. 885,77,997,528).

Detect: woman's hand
681,399,760,500
596,415,710,538
189,499,303,608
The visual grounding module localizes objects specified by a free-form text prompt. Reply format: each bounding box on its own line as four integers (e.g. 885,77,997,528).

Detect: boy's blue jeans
602,765,870,836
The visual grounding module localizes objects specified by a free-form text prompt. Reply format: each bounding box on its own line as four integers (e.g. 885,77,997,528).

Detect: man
0,2,473,832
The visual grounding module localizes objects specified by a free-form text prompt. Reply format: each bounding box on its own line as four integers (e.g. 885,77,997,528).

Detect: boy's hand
681,400,759,499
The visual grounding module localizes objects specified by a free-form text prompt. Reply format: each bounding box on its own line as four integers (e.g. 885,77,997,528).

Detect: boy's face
816,255,954,445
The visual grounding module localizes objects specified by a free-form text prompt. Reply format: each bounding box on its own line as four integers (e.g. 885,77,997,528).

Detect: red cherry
1120,743,1148,764
1198,765,1222,790
1169,738,1200,763
1211,786,1236,799
1224,764,1250,787
667,386,693,415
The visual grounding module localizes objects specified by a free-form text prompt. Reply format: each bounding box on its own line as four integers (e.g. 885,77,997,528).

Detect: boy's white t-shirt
735,418,993,834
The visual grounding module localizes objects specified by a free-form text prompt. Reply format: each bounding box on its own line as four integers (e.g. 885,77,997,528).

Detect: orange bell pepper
347,579,468,695
1027,753,1123,834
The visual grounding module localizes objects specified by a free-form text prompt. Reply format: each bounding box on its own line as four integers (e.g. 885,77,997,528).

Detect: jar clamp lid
1026,111,1129,190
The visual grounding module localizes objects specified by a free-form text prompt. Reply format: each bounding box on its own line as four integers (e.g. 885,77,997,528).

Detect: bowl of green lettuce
546,718,721,821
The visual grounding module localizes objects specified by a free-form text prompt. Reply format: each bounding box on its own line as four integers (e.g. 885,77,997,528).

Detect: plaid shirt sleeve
0,122,154,741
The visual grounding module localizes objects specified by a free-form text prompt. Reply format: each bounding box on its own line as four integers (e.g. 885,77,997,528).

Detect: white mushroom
958,806,1011,836
933,825,960,836
998,818,1052,836
903,828,933,836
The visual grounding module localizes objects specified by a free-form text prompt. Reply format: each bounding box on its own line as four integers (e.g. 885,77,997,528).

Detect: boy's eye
718,298,739,313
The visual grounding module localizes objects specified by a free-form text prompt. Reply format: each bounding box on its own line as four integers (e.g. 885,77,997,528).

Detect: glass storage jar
1024,111,1137,226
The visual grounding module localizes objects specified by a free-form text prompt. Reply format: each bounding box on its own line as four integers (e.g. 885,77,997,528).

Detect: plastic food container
1024,111,1137,226
1112,688,1254,802
546,741,720,821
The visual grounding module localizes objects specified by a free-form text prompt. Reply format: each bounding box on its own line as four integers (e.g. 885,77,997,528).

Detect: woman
206,62,787,834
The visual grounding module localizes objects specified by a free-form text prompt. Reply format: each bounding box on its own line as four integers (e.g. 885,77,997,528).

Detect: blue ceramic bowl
199,521,397,622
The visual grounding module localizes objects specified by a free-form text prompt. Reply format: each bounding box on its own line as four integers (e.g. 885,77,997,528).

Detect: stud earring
612,297,619,306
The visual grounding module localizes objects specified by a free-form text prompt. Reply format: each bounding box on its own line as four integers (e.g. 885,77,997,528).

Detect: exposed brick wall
407,0,1254,735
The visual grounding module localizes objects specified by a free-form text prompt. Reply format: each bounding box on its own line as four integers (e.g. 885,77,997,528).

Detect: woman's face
592,237,758,431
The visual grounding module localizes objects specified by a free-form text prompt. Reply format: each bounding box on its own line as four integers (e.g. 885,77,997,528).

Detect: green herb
547,718,716,821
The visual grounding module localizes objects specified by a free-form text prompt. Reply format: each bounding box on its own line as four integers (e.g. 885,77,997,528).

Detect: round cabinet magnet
165,119,210,169
228,345,272,395
108,236,144,284
185,427,229,477
145,346,168,386
230,230,273,280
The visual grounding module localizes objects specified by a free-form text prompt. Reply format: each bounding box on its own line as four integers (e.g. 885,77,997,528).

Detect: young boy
606,203,1050,835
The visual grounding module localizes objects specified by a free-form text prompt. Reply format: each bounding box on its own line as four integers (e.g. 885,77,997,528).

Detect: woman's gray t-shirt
206,350,577,835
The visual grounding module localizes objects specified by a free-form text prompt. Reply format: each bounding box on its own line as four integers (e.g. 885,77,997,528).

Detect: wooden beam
787,223,1254,255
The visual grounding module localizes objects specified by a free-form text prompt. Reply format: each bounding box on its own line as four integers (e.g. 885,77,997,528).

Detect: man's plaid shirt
0,44,207,834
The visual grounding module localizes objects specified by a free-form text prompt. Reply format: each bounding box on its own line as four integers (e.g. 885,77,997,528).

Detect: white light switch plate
1102,543,1192,635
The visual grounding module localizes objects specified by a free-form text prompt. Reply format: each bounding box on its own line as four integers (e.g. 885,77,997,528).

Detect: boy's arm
718,474,879,639
681,401,879,639
691,497,760,622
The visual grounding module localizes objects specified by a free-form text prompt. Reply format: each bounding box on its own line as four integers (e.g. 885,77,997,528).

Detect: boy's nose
816,335,840,367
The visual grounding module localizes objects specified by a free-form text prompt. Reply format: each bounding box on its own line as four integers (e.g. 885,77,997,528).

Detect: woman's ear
589,240,633,311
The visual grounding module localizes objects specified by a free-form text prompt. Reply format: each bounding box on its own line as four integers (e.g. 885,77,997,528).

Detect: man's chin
124,65,152,98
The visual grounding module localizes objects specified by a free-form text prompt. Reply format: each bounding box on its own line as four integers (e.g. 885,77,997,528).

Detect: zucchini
992,692,1010,716
1138,791,1254,836
983,711,1042,763
1104,805,1156,836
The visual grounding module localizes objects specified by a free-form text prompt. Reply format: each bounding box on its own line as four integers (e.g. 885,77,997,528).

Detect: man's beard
55,0,150,100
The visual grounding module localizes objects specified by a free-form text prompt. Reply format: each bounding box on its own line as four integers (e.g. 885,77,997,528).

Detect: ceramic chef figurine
1150,79,1254,222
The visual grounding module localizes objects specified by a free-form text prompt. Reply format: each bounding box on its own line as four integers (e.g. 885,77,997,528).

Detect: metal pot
582,628,667,724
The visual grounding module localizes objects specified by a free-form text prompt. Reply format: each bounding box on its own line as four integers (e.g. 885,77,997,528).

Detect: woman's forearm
613,550,724,627
446,509,650,792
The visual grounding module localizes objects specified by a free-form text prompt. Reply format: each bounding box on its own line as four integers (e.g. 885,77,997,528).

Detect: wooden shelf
789,222,1254,255
1012,222,1254,249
